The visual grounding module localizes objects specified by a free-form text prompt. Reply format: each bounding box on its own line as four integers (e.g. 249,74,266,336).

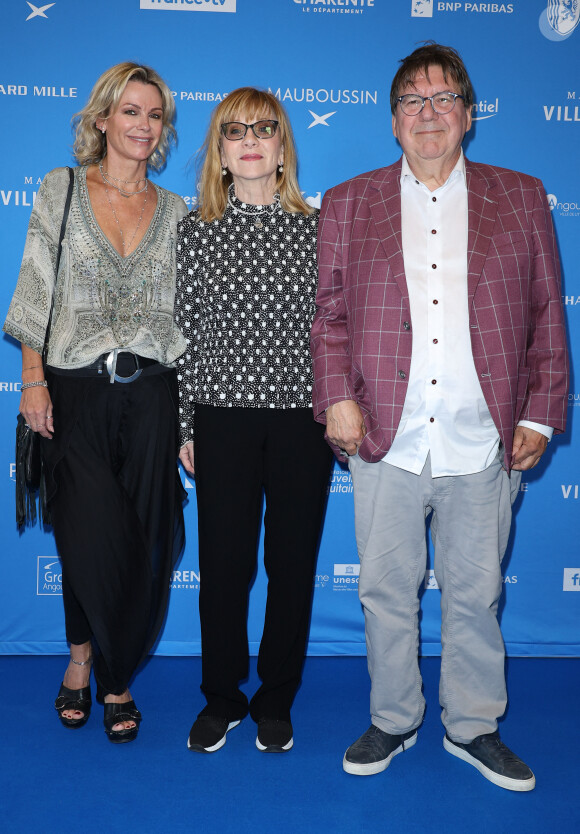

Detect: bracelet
21,380,48,390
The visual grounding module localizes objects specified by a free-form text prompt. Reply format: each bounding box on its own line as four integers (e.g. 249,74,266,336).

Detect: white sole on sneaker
187,719,240,753
343,731,417,776
443,735,536,792
256,736,293,752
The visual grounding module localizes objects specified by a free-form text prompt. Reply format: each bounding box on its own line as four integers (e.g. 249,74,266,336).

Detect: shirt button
430,417,435,423
431,379,437,385
433,299,439,305
403,321,411,330
432,264,437,269
398,370,407,379
431,229,437,235
433,338,438,344
432,197,437,202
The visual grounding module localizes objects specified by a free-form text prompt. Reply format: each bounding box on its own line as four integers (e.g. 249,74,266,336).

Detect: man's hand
511,426,548,471
326,400,366,456
179,441,194,476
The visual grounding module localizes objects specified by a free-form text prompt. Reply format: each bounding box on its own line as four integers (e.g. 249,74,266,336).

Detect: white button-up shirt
385,153,550,477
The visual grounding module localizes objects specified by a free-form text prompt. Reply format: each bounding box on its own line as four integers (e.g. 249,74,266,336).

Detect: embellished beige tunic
3,166,187,366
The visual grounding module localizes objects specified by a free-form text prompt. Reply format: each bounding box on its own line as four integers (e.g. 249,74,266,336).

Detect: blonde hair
196,87,313,222
72,62,176,171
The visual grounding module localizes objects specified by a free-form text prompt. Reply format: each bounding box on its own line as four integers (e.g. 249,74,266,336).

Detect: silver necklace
227,185,279,229
99,163,148,198
102,177,148,257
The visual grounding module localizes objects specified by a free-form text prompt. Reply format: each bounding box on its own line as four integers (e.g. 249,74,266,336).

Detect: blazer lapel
368,161,409,300
465,160,498,306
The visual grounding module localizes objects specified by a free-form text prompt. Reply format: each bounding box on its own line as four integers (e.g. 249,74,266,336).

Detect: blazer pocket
489,230,531,256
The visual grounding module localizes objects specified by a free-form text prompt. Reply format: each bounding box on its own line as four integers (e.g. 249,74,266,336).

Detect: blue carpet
0,656,578,833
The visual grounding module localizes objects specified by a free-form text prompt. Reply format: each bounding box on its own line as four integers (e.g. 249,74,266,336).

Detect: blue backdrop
0,0,578,657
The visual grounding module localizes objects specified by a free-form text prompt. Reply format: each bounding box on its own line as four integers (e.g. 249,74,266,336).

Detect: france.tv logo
562,569,580,591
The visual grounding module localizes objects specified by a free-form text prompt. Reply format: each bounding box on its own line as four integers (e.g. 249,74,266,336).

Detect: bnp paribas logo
411,0,433,15
540,1,580,40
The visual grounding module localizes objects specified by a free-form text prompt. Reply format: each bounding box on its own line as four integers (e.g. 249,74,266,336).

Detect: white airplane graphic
26,3,55,21
307,110,336,129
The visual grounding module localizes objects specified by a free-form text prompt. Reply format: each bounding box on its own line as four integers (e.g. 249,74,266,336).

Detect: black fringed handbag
15,167,74,528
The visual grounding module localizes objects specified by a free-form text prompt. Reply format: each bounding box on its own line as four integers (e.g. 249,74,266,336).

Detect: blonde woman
4,62,187,743
175,88,333,755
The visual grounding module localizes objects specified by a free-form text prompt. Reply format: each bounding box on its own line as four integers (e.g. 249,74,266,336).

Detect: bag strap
43,166,74,361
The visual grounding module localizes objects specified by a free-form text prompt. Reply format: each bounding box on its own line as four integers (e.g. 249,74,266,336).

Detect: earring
222,167,227,176
278,164,284,173
99,126,106,134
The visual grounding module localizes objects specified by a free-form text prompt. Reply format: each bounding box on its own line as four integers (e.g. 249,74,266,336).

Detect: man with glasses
311,43,568,790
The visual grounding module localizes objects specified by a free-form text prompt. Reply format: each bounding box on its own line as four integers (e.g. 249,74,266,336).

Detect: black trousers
43,368,186,696
194,404,333,722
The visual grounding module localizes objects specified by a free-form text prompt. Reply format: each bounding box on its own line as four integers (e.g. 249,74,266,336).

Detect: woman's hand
20,386,54,439
179,441,194,476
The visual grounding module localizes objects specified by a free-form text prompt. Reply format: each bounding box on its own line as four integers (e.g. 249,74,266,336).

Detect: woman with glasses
175,87,332,755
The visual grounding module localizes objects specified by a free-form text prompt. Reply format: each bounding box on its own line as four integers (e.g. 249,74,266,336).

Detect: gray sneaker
444,731,535,791
343,725,417,775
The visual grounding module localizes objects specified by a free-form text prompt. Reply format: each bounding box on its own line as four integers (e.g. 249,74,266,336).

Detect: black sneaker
187,715,240,753
256,718,293,752
343,725,417,775
444,731,535,791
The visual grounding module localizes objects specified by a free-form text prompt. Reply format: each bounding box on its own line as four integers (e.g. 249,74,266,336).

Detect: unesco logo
333,563,359,590
37,557,62,596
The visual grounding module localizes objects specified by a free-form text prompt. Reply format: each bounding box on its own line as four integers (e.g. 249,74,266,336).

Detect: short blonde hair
72,62,176,170
196,87,313,222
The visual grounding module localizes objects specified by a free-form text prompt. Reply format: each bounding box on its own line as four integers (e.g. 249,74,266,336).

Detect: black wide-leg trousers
194,404,333,723
43,368,186,696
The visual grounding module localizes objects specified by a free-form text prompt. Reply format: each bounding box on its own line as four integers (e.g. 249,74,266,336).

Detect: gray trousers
348,451,521,743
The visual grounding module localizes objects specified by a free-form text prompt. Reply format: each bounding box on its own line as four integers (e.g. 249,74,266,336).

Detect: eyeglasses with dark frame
220,120,279,141
396,91,465,116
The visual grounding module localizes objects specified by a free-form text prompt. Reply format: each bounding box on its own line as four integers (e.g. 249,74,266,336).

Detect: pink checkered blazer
311,158,569,467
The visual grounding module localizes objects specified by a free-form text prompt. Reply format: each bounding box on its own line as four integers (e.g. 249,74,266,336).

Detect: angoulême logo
140,0,236,12
540,1,580,40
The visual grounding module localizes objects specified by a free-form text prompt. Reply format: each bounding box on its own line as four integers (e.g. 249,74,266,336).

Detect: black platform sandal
54,657,92,729
103,700,142,744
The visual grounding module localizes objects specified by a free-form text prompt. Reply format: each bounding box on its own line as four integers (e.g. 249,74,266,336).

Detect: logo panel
333,563,359,590
563,568,580,590
37,557,62,595
412,0,433,16
540,1,580,40
140,0,236,12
